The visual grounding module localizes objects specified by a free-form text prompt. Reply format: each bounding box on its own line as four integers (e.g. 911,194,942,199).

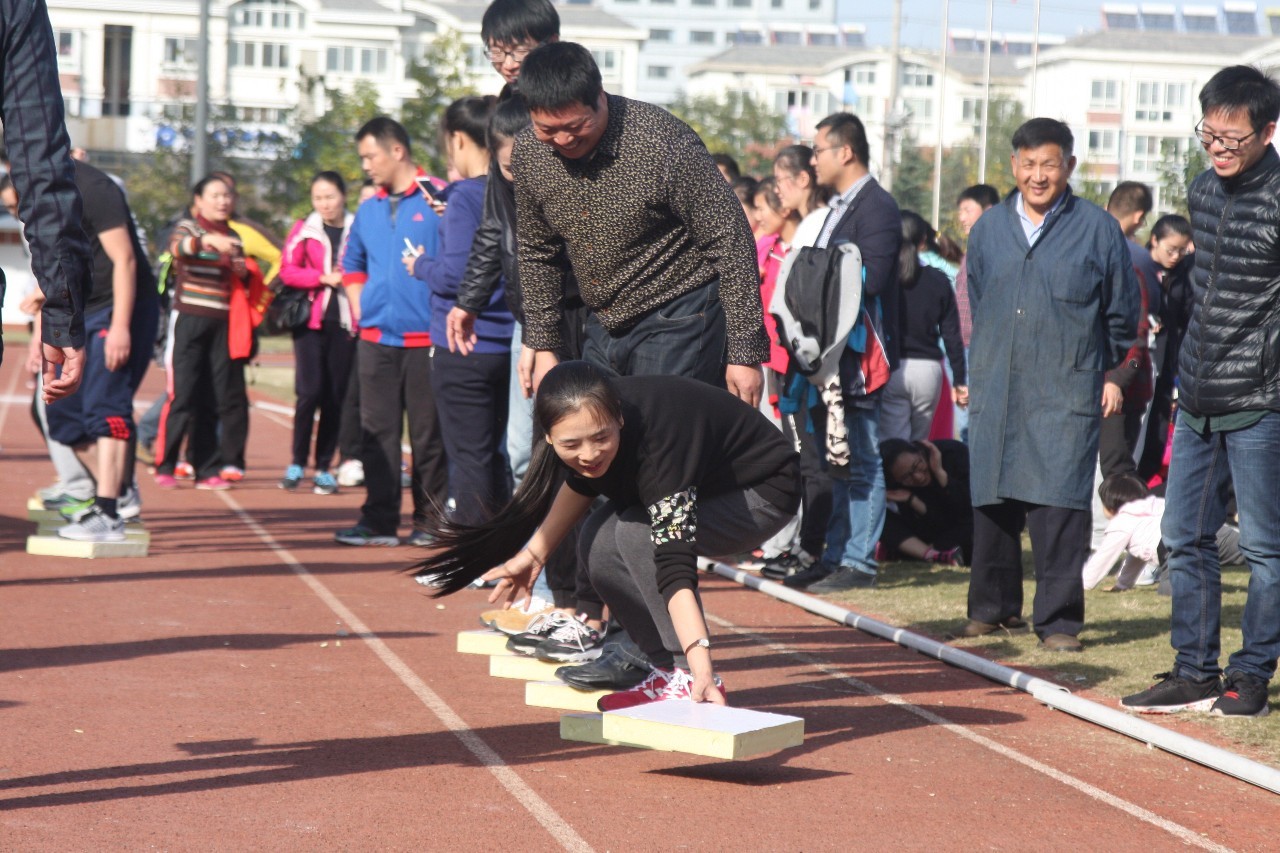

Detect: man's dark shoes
760,552,806,580
556,647,650,691
1121,671,1222,714
1210,671,1270,717
954,616,1031,638
808,566,877,592
782,561,836,589
1040,633,1083,653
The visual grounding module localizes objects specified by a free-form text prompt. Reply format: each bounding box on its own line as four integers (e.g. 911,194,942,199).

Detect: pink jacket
280,211,355,331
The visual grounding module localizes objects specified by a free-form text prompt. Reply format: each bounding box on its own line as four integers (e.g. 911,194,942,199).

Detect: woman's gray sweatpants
580,487,794,669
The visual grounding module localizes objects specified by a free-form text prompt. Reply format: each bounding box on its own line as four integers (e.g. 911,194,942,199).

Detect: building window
647,65,671,80
649,29,672,42
851,63,875,86
230,40,289,69
1088,129,1118,156
810,0,820,7
233,0,303,29
56,30,75,57
651,0,675,5
691,0,713,5
731,0,752,7
1090,79,1120,110
773,31,802,45
962,98,983,123
164,37,198,67
772,0,783,6
904,97,933,120
900,63,934,87
690,31,716,45
1135,81,1186,121
326,46,387,75
591,49,618,72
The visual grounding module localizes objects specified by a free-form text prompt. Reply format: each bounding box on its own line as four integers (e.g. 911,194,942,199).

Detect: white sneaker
1134,562,1160,586
57,507,126,542
336,459,365,487
118,485,142,521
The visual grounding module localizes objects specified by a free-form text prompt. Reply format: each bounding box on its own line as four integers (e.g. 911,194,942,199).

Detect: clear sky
839,0,1106,49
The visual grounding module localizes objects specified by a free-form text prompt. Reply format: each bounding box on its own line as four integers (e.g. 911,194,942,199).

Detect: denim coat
966,189,1139,510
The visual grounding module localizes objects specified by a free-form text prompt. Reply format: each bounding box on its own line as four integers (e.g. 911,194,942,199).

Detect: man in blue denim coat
959,118,1139,652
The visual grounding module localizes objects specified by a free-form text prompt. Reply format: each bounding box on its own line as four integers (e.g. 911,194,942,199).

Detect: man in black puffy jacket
1123,65,1280,719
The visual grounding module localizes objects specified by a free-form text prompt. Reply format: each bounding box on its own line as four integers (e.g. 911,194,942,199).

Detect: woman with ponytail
411,361,801,709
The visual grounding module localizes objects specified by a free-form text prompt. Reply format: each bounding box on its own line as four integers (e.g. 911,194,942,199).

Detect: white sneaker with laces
57,507,126,542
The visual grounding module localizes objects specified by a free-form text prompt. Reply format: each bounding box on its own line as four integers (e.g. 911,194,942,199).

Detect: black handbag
263,285,311,335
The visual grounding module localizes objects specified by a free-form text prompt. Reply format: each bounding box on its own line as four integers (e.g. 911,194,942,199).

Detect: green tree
890,136,935,218
400,31,476,176
1156,137,1208,218
667,91,789,176
264,78,383,223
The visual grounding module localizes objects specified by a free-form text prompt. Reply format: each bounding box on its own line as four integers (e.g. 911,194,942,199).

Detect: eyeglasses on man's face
484,43,536,63
1195,120,1257,152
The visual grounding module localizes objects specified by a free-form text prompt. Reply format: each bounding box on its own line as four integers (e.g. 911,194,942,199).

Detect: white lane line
215,490,594,853
704,613,1234,853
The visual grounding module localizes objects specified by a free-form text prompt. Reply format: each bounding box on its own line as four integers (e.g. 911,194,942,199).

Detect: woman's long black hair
407,361,623,595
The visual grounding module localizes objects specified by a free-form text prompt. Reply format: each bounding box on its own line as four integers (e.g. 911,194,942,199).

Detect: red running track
0,354,1276,851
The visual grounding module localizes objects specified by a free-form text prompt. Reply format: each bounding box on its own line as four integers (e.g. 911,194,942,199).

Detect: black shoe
808,566,876,592
782,561,836,589
954,616,1031,638
556,648,651,691
506,611,573,656
1121,671,1222,714
1211,671,1271,717
760,552,803,580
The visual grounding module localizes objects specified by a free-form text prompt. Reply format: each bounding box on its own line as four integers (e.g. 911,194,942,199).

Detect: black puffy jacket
1181,145,1280,416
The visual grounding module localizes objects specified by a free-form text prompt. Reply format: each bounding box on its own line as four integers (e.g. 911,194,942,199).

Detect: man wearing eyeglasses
1122,65,1280,719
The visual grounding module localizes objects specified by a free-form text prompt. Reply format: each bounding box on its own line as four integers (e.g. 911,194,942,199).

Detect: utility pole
1029,0,1042,115
931,0,951,227
192,0,211,184
882,0,903,190
977,0,994,183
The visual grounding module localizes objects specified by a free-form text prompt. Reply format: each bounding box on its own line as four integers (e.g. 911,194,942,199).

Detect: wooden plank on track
26,535,149,559
457,629,513,656
525,680,611,712
559,713,653,750
598,702,805,760
488,654,566,681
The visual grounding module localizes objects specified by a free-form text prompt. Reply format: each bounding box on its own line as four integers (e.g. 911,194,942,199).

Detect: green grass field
814,552,1280,766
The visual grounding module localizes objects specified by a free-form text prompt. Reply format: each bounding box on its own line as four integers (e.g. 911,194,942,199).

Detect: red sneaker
174,461,194,480
596,668,726,712
196,475,231,491
219,466,245,482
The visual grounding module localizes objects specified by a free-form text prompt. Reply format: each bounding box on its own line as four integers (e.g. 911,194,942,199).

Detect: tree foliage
667,91,790,176
1156,137,1208,219
399,31,476,176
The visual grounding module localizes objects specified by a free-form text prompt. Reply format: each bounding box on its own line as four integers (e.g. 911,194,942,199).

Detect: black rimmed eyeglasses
1194,120,1258,151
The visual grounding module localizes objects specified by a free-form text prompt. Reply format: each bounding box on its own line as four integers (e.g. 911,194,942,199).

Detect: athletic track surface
0,352,1276,851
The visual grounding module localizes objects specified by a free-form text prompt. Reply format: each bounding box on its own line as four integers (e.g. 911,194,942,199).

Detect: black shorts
46,298,159,446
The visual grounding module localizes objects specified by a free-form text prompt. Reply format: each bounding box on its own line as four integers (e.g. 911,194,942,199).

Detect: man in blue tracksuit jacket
335,116,445,546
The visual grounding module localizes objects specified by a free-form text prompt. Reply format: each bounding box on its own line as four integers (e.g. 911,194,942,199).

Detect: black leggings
291,322,356,470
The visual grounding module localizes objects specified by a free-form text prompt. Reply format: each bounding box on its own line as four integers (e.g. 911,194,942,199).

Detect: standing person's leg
1162,419,1231,680
430,347,511,526
314,323,355,474
337,346,363,470
1222,414,1280,685
290,327,324,470
1098,410,1136,478
877,368,912,443
206,321,246,481
1025,504,1090,642
815,404,885,583
34,383,95,503
403,346,448,535
965,499,1029,630
794,408,833,558
352,340,403,538
156,313,206,477
904,359,944,442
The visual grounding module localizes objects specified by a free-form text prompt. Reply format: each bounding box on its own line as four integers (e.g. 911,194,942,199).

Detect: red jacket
280,211,354,331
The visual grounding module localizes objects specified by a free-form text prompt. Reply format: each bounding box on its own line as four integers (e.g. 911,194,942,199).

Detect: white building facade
591,0,845,104
47,0,644,155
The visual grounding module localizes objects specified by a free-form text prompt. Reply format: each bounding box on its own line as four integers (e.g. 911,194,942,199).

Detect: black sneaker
505,611,573,656
782,561,837,589
1211,671,1271,717
536,618,606,663
557,648,651,691
760,552,803,580
1121,671,1222,714
808,566,877,592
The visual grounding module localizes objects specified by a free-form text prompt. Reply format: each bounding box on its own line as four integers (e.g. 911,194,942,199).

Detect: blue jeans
1162,412,1280,683
821,402,885,575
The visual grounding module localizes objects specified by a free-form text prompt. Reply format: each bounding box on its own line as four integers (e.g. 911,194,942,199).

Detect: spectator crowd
7,0,1276,718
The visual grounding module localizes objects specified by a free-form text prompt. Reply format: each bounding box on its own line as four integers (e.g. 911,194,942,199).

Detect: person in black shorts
38,159,158,541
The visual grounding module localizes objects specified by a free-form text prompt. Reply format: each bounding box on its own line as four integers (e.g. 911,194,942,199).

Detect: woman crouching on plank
411,361,801,710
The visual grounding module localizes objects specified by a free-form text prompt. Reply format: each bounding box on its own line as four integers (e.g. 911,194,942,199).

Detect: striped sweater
170,217,240,319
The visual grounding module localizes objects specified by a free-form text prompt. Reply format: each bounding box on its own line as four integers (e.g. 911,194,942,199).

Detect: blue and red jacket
341,171,441,348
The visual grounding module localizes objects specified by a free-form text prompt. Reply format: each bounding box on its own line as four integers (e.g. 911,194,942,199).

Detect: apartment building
589,0,844,104
48,0,644,154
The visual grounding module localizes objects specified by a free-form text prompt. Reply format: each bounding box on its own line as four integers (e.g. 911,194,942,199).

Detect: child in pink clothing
1083,474,1162,590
